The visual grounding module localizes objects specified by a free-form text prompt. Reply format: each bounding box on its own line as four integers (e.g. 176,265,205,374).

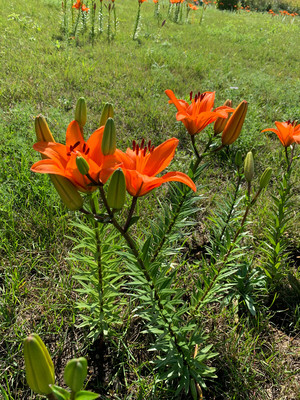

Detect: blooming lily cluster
31,99,196,205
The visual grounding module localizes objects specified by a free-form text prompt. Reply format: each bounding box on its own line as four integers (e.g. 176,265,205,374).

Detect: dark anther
190,91,193,101
143,147,147,156
132,140,136,151
85,148,90,155
73,141,80,150
83,143,86,153
140,138,145,149
136,144,139,155
148,140,151,150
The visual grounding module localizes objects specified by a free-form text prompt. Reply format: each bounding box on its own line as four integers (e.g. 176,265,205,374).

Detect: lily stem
90,196,104,341
124,196,138,232
97,185,189,367
197,187,262,309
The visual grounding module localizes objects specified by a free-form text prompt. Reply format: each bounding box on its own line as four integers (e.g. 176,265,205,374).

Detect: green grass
0,0,300,398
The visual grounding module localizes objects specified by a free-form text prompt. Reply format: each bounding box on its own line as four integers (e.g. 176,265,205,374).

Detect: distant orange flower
115,138,196,197
188,3,198,10
153,0,158,3
72,0,89,11
165,89,234,136
138,0,147,3
31,121,120,192
262,120,300,147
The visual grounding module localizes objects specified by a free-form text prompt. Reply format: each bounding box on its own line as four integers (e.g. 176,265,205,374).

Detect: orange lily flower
72,0,89,11
115,138,196,197
31,120,120,193
188,3,198,10
165,89,234,136
262,120,300,147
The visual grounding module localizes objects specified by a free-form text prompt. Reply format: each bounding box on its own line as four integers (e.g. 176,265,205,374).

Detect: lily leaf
51,385,70,400
75,390,100,400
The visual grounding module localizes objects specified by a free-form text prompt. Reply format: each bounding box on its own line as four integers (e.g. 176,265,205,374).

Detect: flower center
190,91,206,103
66,141,90,157
132,139,154,157
286,119,297,127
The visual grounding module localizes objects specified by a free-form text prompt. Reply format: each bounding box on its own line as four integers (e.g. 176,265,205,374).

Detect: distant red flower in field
115,138,196,197
262,120,300,147
165,89,234,136
138,0,147,3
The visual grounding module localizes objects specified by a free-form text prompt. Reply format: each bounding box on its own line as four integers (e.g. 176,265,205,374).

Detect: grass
0,0,300,399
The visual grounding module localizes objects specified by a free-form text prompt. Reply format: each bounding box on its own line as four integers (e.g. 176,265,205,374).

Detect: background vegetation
0,0,299,399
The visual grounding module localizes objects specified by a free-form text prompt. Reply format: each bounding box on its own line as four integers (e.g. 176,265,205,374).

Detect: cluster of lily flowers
72,0,89,13
31,89,300,210
268,9,298,17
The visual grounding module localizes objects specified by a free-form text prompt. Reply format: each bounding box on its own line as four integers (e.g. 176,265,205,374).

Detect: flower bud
50,175,84,210
100,103,114,127
64,357,87,393
235,150,243,167
23,333,55,395
101,118,116,155
244,151,254,182
222,100,248,145
259,167,272,189
75,97,87,128
214,99,232,135
35,115,55,143
76,156,90,175
107,168,126,210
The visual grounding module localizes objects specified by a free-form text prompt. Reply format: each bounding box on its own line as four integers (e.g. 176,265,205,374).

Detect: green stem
97,186,189,367
73,9,81,36
133,3,141,40
90,196,104,341
197,187,261,309
124,196,138,232
219,171,242,241
150,135,211,264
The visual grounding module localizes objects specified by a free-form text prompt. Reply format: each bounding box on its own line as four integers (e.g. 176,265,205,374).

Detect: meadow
0,0,300,399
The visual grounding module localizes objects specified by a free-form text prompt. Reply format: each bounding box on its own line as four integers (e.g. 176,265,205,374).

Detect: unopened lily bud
76,156,90,175
107,168,126,210
100,103,114,127
222,100,248,145
50,175,84,210
24,334,55,395
259,167,272,189
214,99,232,135
190,378,198,400
235,150,243,167
244,151,254,182
35,115,55,143
64,357,87,393
75,97,87,128
102,118,116,155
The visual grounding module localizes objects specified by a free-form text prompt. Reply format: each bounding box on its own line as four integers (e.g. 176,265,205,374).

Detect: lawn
0,0,299,399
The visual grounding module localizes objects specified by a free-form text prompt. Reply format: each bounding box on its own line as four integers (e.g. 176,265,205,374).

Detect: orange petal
31,159,67,176
165,90,187,113
143,138,179,176
66,120,84,149
161,171,196,192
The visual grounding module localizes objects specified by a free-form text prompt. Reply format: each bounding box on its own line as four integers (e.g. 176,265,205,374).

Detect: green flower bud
259,167,272,189
75,97,87,128
35,115,55,143
102,118,116,155
107,168,126,210
50,175,84,210
76,156,90,175
244,151,254,182
100,103,114,127
235,150,243,167
64,357,87,393
23,333,55,395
